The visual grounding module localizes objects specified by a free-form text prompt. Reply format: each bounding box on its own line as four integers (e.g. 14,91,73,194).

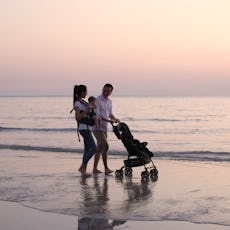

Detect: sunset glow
1,0,230,96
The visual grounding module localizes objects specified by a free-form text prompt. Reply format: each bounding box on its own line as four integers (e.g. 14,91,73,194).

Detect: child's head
88,96,96,106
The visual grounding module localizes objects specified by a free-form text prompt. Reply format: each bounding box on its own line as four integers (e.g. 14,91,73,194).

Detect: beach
0,149,229,229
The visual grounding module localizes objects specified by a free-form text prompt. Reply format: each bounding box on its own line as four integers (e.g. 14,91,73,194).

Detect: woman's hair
73,84,87,105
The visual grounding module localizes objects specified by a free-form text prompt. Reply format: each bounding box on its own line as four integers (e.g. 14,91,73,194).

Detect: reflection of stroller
112,122,158,179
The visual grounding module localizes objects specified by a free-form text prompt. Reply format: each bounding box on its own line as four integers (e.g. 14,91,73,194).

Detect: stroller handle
110,120,120,127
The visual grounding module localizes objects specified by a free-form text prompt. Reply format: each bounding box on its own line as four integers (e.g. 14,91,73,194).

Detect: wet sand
0,150,229,229
1,201,229,230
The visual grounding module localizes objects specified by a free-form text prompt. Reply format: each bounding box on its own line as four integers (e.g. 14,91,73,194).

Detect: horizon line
0,94,230,98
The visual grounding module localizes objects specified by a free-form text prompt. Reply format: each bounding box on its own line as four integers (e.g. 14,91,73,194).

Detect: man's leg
93,144,103,173
101,143,113,174
100,135,113,174
93,130,104,173
93,131,113,174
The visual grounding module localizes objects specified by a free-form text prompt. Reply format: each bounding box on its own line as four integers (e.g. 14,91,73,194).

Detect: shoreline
1,200,229,230
0,150,230,229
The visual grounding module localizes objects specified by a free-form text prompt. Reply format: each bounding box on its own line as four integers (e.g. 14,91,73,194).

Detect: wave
1,144,230,162
2,126,229,136
0,126,76,132
0,144,81,153
0,126,201,135
154,151,230,162
0,126,160,134
123,117,208,122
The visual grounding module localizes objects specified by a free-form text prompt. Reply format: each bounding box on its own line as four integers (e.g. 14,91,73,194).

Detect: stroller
112,122,158,179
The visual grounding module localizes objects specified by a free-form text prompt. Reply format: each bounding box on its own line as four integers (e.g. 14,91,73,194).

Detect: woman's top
74,100,92,131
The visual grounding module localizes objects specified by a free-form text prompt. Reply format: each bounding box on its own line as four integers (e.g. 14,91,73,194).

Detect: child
88,96,101,128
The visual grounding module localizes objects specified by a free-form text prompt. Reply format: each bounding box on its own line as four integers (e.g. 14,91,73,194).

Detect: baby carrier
112,122,158,179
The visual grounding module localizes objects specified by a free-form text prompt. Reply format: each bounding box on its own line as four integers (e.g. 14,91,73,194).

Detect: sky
0,0,230,96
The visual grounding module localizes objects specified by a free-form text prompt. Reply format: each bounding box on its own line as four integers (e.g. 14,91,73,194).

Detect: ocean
0,96,230,228
1,96,230,161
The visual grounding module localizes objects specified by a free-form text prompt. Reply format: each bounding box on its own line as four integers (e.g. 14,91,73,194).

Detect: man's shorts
93,130,108,147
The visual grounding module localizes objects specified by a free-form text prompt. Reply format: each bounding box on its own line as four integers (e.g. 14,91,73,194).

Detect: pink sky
1,0,230,96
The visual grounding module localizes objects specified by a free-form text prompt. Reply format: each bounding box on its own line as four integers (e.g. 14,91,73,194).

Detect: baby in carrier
88,96,101,128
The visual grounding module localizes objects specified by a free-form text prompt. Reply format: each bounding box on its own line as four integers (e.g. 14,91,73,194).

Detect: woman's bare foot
79,167,91,177
93,169,102,174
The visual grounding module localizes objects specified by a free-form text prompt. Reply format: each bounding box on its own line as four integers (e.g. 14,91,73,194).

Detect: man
93,83,120,174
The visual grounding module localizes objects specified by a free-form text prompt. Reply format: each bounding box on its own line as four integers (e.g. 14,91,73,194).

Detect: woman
74,84,96,177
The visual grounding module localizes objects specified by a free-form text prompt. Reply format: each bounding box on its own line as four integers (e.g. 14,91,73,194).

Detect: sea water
0,96,230,227
1,96,230,160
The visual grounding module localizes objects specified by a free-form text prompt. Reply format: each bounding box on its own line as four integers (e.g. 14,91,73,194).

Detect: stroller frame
112,122,158,179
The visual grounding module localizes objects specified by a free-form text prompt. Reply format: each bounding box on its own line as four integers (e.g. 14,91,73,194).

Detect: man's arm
109,114,120,123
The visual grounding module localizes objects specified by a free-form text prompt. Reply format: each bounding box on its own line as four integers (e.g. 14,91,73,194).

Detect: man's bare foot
105,168,113,175
82,173,91,177
93,169,102,174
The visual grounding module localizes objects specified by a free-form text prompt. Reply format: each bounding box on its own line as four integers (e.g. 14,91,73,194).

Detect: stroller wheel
150,168,158,177
115,169,123,177
124,167,133,176
141,170,149,179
